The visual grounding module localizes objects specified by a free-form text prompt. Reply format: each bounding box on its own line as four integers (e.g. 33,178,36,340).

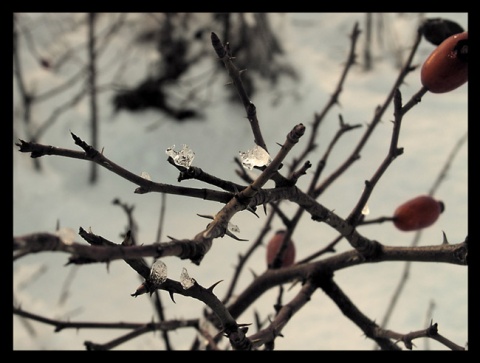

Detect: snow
13,13,468,350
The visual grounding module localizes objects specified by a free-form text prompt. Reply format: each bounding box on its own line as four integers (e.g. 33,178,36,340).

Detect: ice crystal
55,227,76,245
239,145,271,170
180,268,194,289
166,144,195,168
140,171,151,180
361,204,370,215
150,260,167,287
228,222,240,233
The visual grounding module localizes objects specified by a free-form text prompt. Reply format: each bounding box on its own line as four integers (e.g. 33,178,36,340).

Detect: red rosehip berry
266,230,296,268
393,195,444,231
421,31,468,93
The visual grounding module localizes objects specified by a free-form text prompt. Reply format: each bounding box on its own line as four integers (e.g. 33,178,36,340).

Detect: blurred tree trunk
88,12,98,184
363,13,373,71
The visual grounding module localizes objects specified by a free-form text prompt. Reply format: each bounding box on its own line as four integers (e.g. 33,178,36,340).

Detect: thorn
238,323,252,328
168,291,176,303
287,278,301,291
246,205,259,218
122,230,133,246
233,184,240,194
442,231,449,244
197,214,214,220
207,280,223,292
131,282,148,297
225,229,248,241
263,203,267,215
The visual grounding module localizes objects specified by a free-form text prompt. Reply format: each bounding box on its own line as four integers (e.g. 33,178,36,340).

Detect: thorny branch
15,135,397,259
13,16,467,350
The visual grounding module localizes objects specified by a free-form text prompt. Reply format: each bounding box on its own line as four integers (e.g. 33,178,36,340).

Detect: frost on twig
228,222,240,233
55,227,76,245
166,144,195,168
150,259,168,287
180,268,195,290
239,144,271,170
197,213,247,241
362,204,370,215
140,171,151,180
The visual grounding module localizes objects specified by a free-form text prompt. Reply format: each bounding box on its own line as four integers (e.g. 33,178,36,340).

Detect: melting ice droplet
361,204,370,215
166,144,195,168
55,227,76,245
180,268,194,290
239,145,271,170
228,222,240,233
150,260,167,287
141,171,151,181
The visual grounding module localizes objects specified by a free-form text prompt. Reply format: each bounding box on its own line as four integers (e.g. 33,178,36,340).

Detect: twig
293,22,362,170
346,88,405,227
313,24,424,198
211,31,267,153
376,132,468,348
87,13,99,184
247,280,318,349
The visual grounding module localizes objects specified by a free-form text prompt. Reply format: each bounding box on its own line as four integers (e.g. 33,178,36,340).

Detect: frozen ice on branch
239,144,272,170
150,260,168,287
180,268,195,290
166,144,195,168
